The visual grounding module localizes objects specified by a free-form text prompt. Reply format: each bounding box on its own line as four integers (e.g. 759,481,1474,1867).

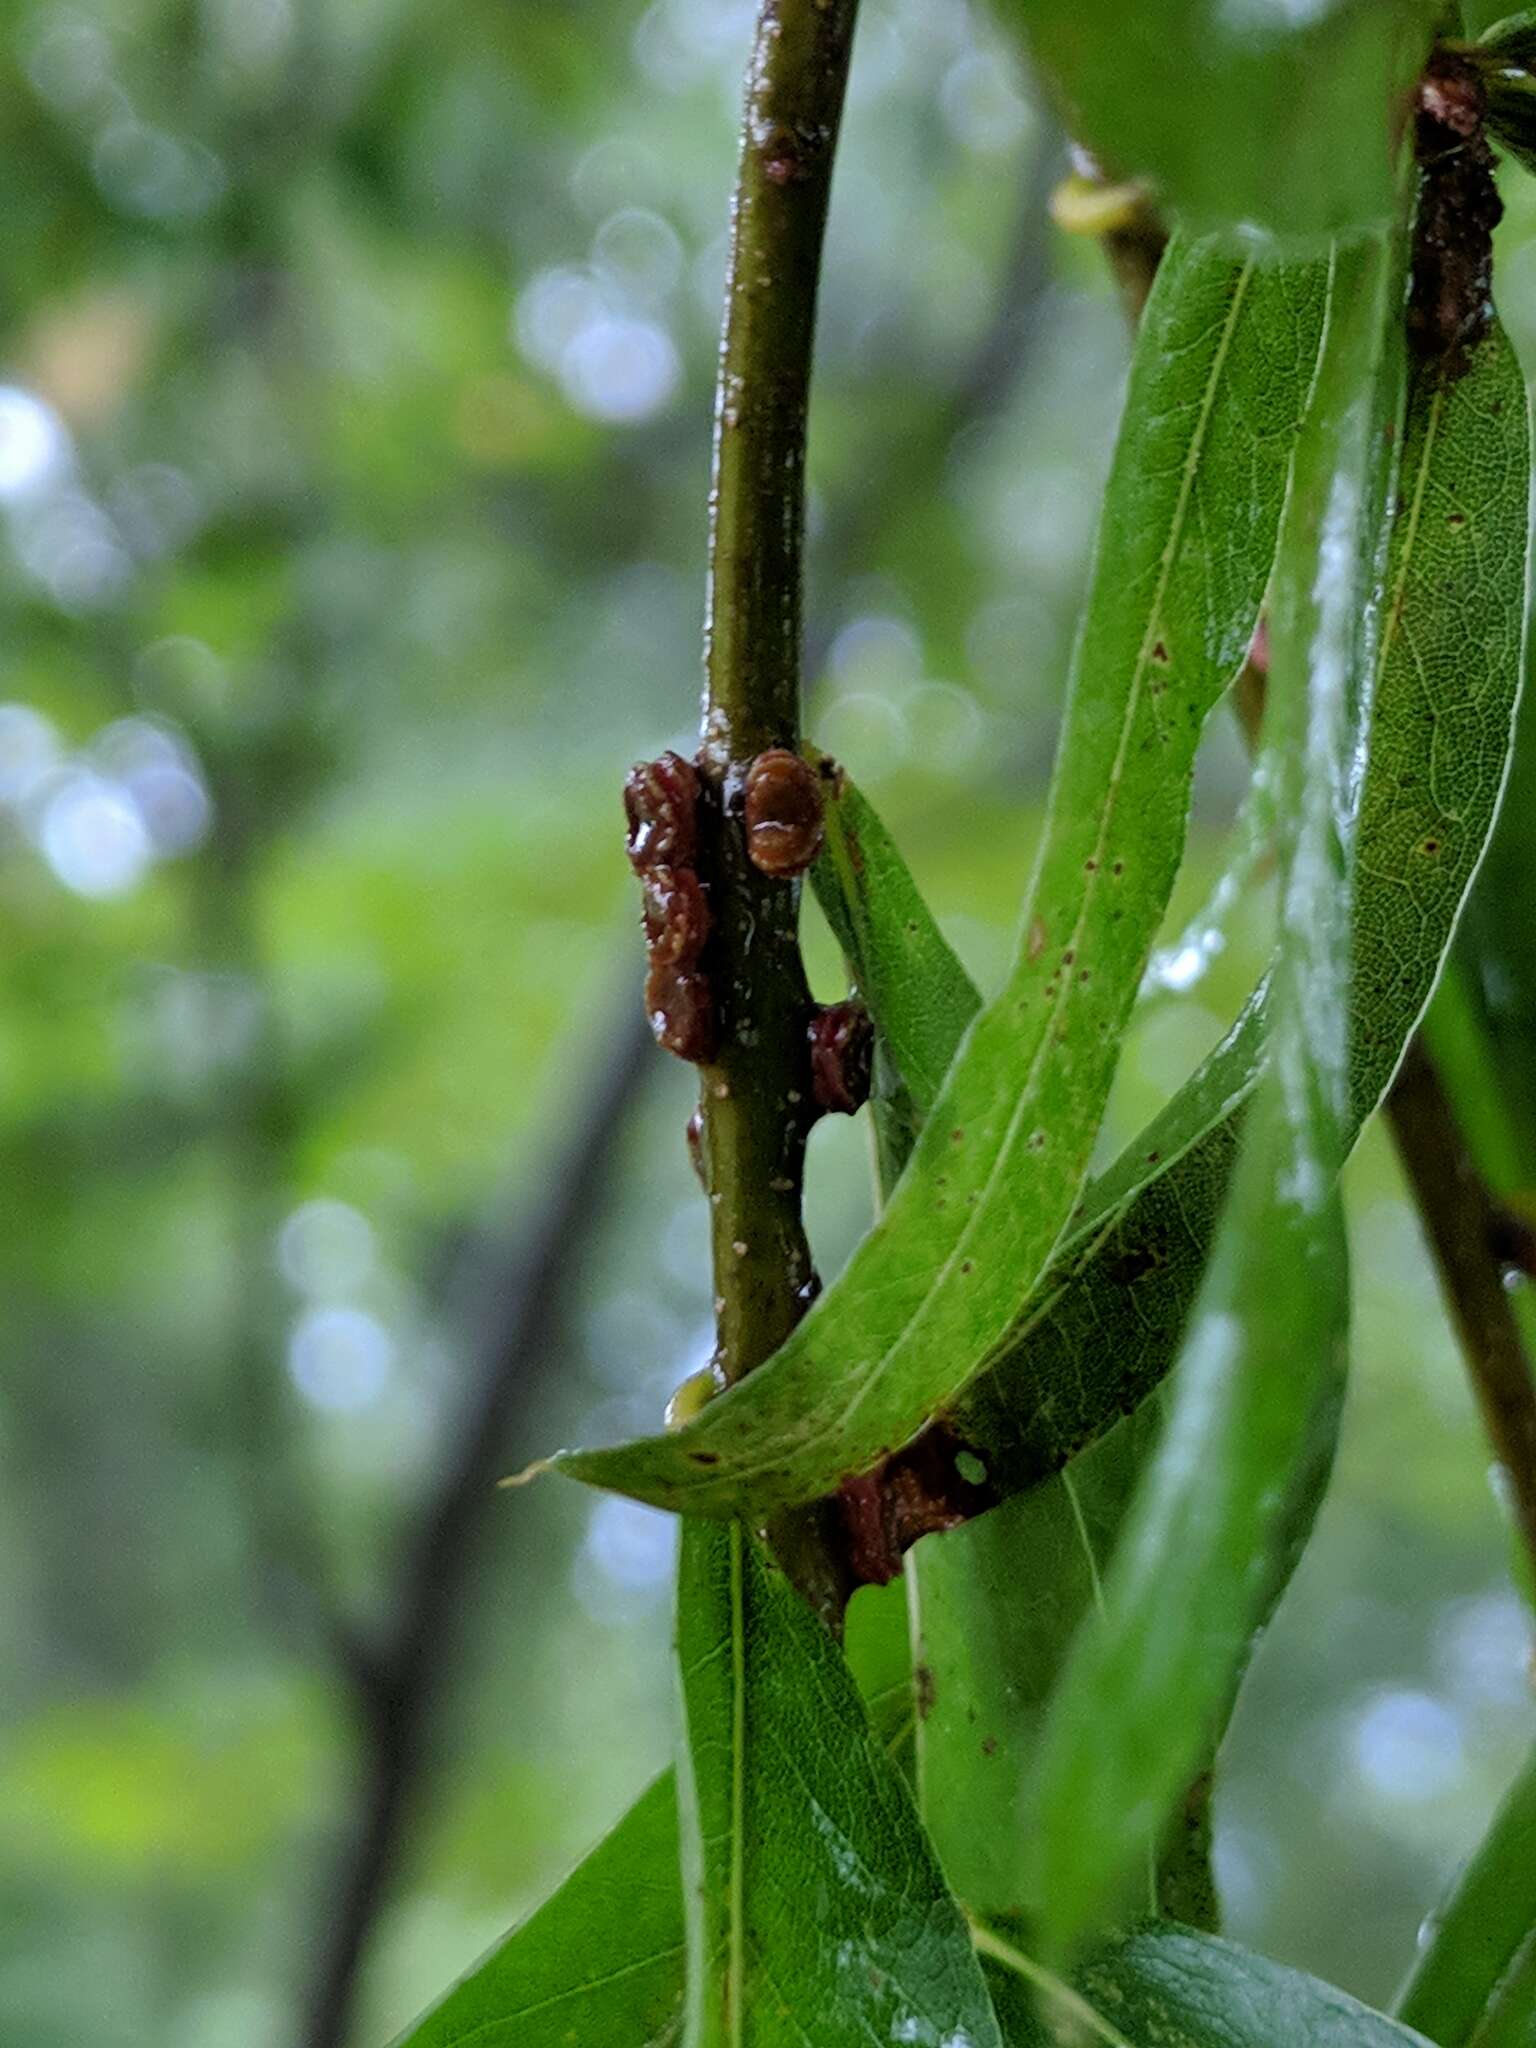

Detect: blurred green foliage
0,2,1531,2044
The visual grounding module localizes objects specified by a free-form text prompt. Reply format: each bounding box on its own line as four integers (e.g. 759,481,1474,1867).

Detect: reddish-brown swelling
642,867,711,968
809,1001,873,1115
625,752,716,1063
624,751,700,870
744,747,824,877
648,964,715,1063
1409,47,1502,378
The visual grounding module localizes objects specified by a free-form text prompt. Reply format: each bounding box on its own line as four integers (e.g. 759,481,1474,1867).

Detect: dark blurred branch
300,1001,652,2048
1389,1036,1536,1587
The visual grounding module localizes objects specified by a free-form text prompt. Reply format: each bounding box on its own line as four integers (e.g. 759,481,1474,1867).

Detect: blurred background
1,1,1534,2043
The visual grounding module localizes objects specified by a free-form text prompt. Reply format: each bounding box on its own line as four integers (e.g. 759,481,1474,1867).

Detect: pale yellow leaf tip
498,1456,555,1490
664,1362,724,1431
1050,172,1151,238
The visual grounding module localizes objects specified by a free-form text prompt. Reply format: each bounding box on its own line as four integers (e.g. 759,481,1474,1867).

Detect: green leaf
386,1773,684,2048
1454,1942,1536,2048
911,1402,1165,1925
1464,12,1536,179
1435,327,1536,1205
555,235,1330,1520
1001,0,1436,245
809,754,982,1190
977,1921,1439,2048
1395,1742,1536,2047
842,1573,920,1775
803,307,1528,1937
938,306,1532,1508
674,1520,1002,2048
1027,229,1396,1959
386,1577,953,2048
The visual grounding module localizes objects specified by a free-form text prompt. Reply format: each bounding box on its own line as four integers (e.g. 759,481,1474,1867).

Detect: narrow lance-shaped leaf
801,299,1529,1956
1027,229,1394,1959
383,1576,962,2048
913,1400,1171,1926
978,1922,1439,2048
1396,1742,1536,2047
929,309,1531,1509
386,1774,684,2048
556,236,1330,1520
808,757,1323,1927
810,757,1184,1922
675,1520,1002,2048
799,296,1529,1951
809,754,981,1192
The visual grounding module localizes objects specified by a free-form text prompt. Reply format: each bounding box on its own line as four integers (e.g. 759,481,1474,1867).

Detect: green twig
697,0,861,1614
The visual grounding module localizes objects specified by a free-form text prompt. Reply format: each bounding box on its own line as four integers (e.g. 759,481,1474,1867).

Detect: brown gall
744,747,824,878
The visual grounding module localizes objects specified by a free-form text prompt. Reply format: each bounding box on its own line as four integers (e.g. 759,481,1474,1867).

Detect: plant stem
1389,1035,1536,1588
697,0,860,1616
699,0,857,1386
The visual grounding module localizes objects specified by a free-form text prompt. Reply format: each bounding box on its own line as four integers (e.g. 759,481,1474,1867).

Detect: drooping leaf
911,1401,1165,1925
556,236,1331,1520
801,309,1528,1924
386,1773,684,2048
674,1519,1002,2048
936,307,1532,1507
999,0,1436,245
977,1921,1439,2048
1027,228,1396,1959
1395,1742,1536,2047
386,1574,964,2048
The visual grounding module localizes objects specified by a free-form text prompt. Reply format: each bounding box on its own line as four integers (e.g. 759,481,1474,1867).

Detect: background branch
1389,1036,1536,1588
299,1001,652,2048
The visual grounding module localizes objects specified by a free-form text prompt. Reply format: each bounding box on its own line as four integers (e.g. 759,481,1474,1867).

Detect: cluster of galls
624,750,715,1062
624,745,872,1115
1411,42,1503,376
